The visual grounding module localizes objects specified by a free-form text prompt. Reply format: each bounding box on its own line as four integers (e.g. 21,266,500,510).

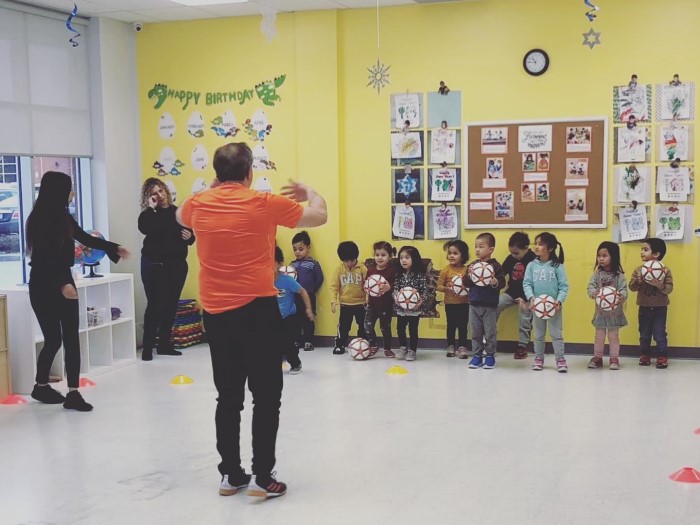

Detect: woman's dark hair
398,245,424,274
213,142,253,182
535,232,565,267
292,231,311,246
26,171,73,255
274,246,284,264
373,241,396,257
443,240,469,264
595,241,624,274
508,231,530,249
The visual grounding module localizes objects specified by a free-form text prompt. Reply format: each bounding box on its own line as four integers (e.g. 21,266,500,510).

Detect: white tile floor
2,346,700,525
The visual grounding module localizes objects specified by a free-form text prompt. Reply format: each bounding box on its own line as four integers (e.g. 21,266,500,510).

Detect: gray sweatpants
532,309,565,359
470,305,498,357
497,293,533,346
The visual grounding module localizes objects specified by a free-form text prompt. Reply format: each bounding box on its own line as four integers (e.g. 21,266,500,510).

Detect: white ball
469,261,495,287
364,274,389,298
396,286,421,311
641,260,666,282
595,285,621,312
348,338,371,360
532,294,557,320
279,265,297,279
449,275,469,297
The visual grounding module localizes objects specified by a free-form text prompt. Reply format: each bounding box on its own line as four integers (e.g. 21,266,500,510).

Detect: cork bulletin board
463,117,608,229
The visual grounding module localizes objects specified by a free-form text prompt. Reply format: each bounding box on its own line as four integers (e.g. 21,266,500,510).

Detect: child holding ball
364,241,398,357
393,246,427,362
437,240,470,359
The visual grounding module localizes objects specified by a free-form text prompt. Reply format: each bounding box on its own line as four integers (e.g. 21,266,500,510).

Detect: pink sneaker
384,349,395,358
556,358,568,373
532,356,544,371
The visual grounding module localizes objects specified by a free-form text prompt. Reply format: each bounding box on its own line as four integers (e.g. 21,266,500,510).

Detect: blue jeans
532,309,565,359
638,306,668,357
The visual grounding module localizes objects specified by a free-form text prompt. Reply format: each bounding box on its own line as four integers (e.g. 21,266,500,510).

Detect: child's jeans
532,309,565,359
470,305,497,357
497,293,533,346
638,306,668,357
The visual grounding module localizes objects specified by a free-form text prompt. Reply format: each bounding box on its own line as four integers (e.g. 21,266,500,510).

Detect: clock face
524,49,549,76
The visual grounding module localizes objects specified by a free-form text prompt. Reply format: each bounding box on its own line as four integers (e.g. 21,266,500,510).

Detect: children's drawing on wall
391,132,423,159
659,125,689,161
565,188,588,220
616,164,649,203
658,82,693,121
566,126,592,153
187,111,205,138
657,166,691,202
430,128,456,164
158,112,176,139
566,158,589,185
191,144,209,171
211,109,240,138
537,152,550,171
521,183,535,203
655,205,684,240
431,204,458,239
153,146,184,176
485,158,504,178
619,205,648,242
518,125,553,153
392,204,425,240
191,177,208,195
522,153,536,172
494,191,514,220
394,94,421,128
617,127,646,162
481,127,508,154
394,168,423,203
244,109,273,142
430,166,457,201
613,83,651,123
252,144,277,170
536,183,550,202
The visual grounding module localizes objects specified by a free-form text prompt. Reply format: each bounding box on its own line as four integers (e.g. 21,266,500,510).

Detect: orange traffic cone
0,394,27,405
79,378,96,388
669,467,700,483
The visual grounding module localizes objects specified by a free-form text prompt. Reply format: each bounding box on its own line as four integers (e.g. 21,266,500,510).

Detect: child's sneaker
384,349,395,358
289,364,302,375
609,357,620,370
514,345,529,360
446,345,456,357
456,346,469,359
639,354,651,366
303,343,314,352
655,356,669,369
556,358,568,373
247,473,287,498
587,356,603,369
219,472,251,496
483,355,496,369
368,346,379,358
395,346,408,360
532,356,544,371
468,355,483,369
405,350,417,361
332,346,345,355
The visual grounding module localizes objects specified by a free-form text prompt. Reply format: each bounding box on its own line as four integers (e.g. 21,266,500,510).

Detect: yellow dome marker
386,365,409,375
170,375,194,385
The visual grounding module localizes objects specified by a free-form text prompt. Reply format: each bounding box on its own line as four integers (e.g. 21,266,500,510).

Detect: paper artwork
614,84,651,122
659,84,693,121
481,127,508,154
523,172,548,183
659,125,689,161
655,205,684,240
494,191,514,220
566,126,592,152
191,177,208,195
470,201,492,211
536,183,550,202
430,168,457,201
518,125,553,153
616,165,650,203
657,167,691,202
522,153,536,172
431,205,458,239
537,152,550,171
393,205,416,239
485,157,504,178
252,144,277,170
191,144,209,171
619,206,648,242
158,112,176,139
565,188,588,221
394,94,421,128
483,178,507,189
521,183,535,203
394,170,422,203
187,111,206,138
430,129,457,164
391,132,422,159
617,127,646,162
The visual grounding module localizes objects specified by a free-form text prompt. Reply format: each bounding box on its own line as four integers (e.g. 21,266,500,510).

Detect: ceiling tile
130,6,220,21
95,10,162,22
197,1,267,17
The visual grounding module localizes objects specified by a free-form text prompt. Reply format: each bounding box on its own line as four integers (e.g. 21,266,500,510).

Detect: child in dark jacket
290,231,324,351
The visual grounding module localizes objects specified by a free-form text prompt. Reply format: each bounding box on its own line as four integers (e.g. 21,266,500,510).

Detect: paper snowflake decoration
582,28,601,50
367,59,391,94
397,175,417,198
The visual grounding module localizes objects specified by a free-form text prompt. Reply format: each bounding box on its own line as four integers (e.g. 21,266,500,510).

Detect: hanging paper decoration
584,0,599,22
367,59,391,94
582,28,601,49
66,4,81,47
259,0,278,43
393,205,416,240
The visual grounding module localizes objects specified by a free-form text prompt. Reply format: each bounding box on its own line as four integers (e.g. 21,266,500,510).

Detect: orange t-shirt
179,183,303,314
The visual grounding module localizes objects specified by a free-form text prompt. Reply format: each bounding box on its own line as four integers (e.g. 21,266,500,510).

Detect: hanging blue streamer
66,4,80,47
584,0,599,22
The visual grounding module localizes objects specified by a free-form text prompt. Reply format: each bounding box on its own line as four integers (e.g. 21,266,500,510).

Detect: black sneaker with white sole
219,472,251,496
247,473,287,498
332,346,345,355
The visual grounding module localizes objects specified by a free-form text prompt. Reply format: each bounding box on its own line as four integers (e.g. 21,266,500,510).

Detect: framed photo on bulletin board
463,117,608,229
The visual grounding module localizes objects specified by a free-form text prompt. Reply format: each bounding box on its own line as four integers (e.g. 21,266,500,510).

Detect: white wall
88,18,145,343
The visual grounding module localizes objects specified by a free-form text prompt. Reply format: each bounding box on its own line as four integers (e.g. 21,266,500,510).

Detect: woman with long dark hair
26,171,129,411
138,178,194,361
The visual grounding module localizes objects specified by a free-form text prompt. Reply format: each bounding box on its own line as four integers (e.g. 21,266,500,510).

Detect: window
0,157,18,184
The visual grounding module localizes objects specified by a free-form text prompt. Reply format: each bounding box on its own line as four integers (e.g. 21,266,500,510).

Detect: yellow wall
137,0,700,348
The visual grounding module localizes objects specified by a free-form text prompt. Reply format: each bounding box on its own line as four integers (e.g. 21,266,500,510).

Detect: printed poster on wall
566,126,592,153
659,125,689,161
494,191,514,220
619,206,648,242
616,165,651,203
617,127,646,162
430,129,457,164
391,132,422,159
565,188,588,221
394,94,421,128
393,204,416,239
657,167,691,202
566,158,589,186
431,205,458,239
518,125,553,153
481,127,508,154
655,205,684,240
430,168,457,201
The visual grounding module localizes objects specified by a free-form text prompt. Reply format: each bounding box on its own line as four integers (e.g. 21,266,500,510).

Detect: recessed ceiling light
171,0,249,6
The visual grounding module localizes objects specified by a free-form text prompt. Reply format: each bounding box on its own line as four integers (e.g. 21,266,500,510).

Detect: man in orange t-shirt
178,142,327,499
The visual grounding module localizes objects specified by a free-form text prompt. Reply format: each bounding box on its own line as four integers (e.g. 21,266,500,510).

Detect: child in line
498,232,536,359
466,233,505,369
523,232,569,373
364,241,398,358
330,241,367,355
394,246,427,362
290,231,324,351
587,241,628,370
275,247,314,375
628,238,674,369
437,240,470,359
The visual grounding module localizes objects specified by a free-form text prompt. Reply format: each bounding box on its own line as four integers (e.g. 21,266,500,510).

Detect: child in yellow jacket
330,241,367,355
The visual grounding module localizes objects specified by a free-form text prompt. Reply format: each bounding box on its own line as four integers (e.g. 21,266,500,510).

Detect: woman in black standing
26,171,129,411
138,178,194,361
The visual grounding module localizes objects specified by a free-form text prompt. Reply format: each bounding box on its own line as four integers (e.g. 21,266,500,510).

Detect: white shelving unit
1,273,136,394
